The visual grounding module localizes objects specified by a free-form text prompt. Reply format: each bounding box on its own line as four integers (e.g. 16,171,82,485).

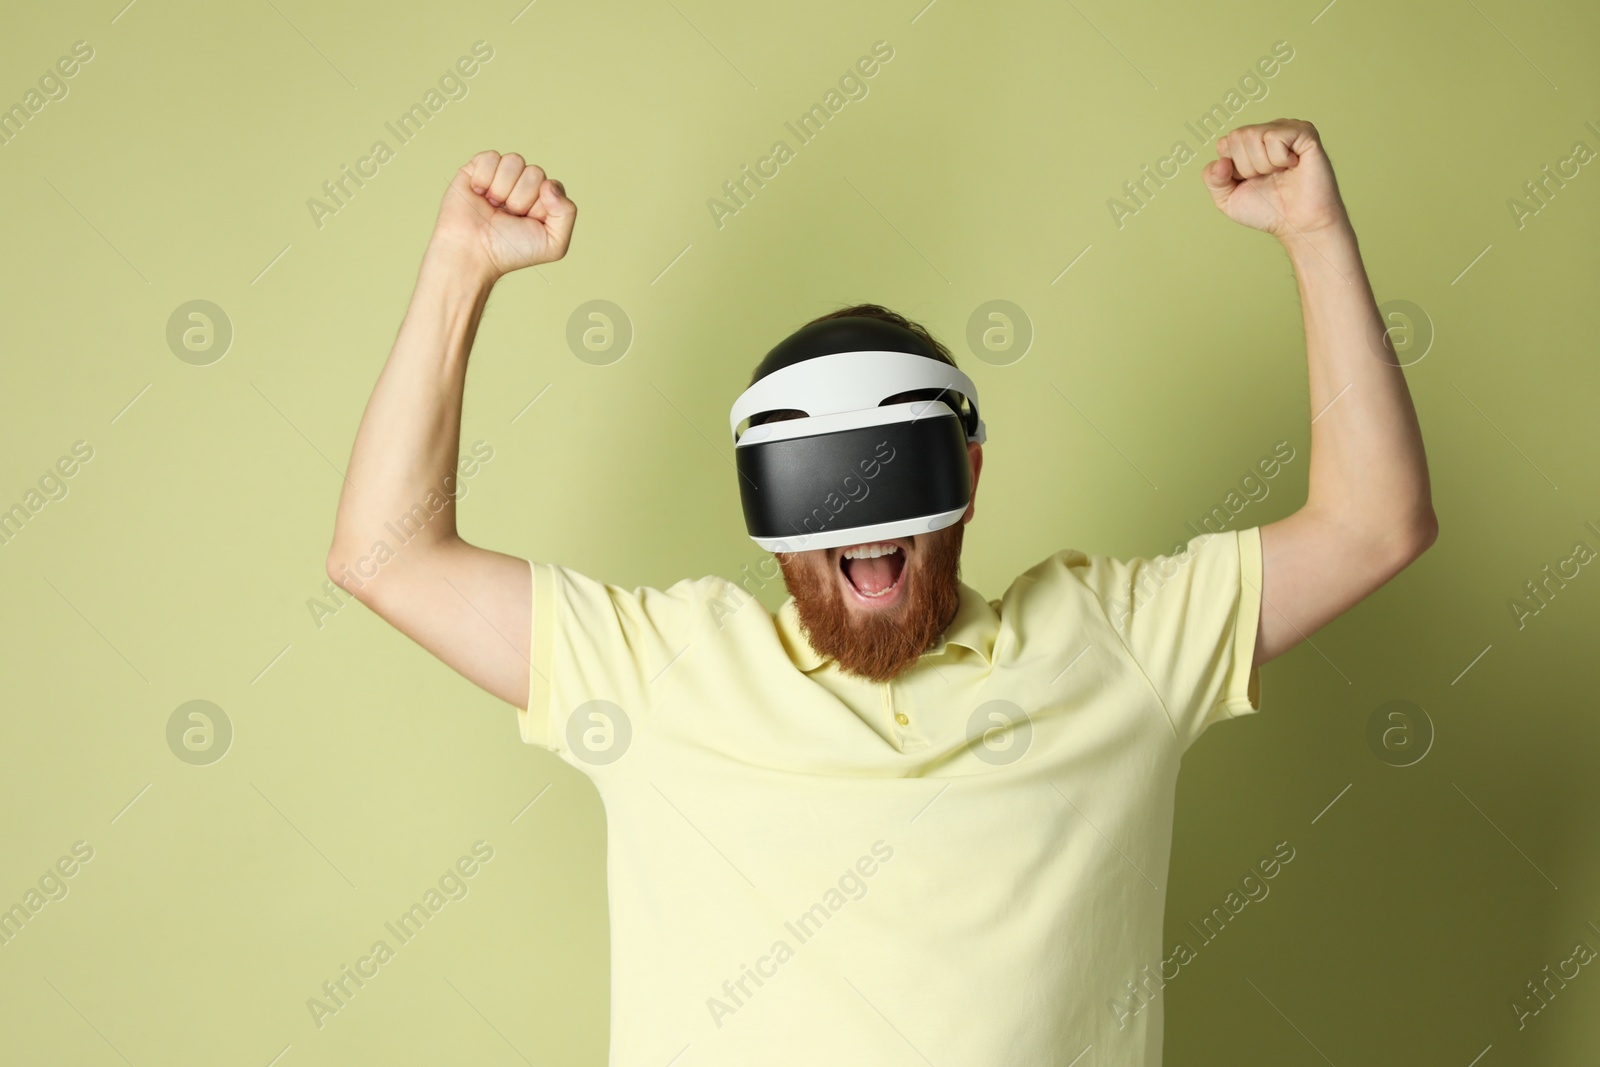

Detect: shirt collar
774,581,998,673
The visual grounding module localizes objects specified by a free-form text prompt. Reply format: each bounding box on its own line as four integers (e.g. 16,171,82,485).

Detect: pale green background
2,0,1598,1063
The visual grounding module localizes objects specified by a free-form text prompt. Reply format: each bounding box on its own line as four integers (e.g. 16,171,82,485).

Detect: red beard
777,522,965,682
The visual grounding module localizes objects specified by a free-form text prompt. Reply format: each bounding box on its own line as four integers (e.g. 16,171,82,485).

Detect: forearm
1282,224,1436,555
328,246,496,566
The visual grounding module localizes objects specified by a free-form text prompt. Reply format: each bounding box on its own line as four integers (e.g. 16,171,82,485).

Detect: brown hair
796,303,957,367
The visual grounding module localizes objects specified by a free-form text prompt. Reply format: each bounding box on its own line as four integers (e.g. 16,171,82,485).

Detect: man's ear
961,442,983,524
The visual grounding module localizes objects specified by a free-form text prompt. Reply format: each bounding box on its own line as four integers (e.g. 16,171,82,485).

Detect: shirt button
894,713,910,726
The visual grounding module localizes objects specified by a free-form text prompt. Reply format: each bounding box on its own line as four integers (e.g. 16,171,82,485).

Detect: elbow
1410,504,1439,556
324,537,349,583
325,544,373,601
1417,506,1439,551
1388,505,1439,569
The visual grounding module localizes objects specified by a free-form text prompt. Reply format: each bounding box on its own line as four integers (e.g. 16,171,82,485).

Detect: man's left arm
1202,119,1438,669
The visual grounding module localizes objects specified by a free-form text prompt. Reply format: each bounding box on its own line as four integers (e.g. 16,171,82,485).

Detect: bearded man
328,123,1436,1065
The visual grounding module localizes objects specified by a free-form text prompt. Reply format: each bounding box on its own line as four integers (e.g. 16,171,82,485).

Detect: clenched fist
1202,119,1350,243
430,150,577,281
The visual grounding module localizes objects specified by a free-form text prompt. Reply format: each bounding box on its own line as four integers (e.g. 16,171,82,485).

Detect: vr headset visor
728,318,986,554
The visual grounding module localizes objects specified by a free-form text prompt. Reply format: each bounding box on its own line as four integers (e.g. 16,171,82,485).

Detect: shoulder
531,563,743,645
997,533,1235,638
987,547,1129,648
1005,545,1126,614
536,562,731,603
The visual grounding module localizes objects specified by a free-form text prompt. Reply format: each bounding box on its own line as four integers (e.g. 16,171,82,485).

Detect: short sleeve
520,561,708,765
1086,527,1264,749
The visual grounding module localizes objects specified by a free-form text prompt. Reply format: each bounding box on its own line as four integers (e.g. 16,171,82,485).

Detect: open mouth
839,542,908,603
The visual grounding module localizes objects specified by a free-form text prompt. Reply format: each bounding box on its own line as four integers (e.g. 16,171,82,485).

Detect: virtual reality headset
728,316,986,554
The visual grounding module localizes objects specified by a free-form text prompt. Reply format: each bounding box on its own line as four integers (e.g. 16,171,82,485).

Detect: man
327,120,1436,1065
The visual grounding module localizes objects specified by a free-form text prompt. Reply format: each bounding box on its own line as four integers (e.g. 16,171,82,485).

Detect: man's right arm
325,150,576,711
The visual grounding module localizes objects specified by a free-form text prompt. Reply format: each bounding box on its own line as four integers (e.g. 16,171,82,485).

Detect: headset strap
729,350,985,444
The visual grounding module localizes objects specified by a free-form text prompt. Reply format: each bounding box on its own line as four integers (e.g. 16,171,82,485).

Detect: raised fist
1201,119,1349,242
431,150,577,280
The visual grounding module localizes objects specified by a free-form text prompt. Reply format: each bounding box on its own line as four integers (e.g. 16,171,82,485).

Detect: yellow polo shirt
520,525,1263,1066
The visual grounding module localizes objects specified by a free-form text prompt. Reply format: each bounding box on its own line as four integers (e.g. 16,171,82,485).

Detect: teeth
841,542,901,560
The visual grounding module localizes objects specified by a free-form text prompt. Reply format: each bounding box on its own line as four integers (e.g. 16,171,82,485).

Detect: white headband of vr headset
728,350,987,445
